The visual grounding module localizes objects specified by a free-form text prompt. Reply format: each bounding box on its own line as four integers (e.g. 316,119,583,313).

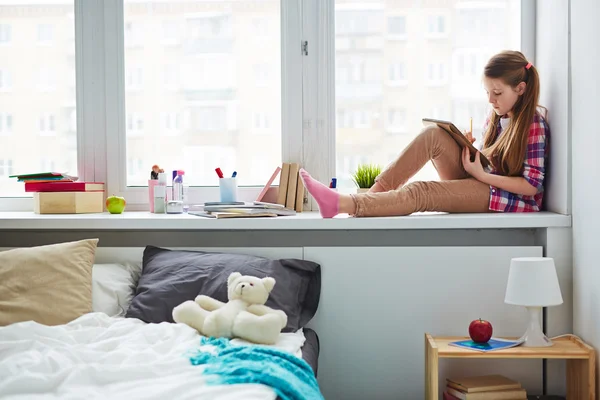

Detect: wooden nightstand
425,333,596,400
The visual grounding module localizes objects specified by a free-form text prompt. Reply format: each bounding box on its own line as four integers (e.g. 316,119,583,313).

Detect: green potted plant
351,163,382,193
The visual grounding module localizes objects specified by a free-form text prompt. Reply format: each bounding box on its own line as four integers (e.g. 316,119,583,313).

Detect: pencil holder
219,177,238,203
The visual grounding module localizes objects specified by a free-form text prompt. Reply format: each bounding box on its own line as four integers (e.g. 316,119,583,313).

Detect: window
387,108,407,134
427,62,447,85
0,160,13,177
387,16,406,37
0,2,77,201
334,0,522,192
427,15,446,36
388,62,406,85
0,114,12,136
126,113,144,136
37,24,53,44
160,112,182,135
38,114,56,136
336,109,352,129
120,0,282,193
125,67,143,91
0,69,10,90
0,1,530,210
0,24,11,44
253,112,270,131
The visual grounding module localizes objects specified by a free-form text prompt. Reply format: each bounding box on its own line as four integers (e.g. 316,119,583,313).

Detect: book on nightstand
443,374,526,400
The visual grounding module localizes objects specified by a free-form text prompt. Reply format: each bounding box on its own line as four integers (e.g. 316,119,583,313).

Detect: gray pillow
125,246,321,332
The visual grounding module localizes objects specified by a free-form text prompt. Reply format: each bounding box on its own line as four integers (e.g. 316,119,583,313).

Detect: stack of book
10,172,105,214
274,162,304,212
190,201,296,219
443,374,527,399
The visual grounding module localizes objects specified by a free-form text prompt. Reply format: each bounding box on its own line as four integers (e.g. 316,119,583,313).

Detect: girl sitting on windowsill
299,50,550,218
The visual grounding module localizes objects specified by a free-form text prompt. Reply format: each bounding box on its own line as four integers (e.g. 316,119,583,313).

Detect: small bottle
172,170,184,202
172,170,189,212
153,172,167,213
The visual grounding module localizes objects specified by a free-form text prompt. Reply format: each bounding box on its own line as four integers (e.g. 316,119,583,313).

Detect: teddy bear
172,272,288,345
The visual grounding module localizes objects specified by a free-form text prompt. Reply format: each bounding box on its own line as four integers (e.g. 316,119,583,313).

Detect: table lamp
504,257,563,347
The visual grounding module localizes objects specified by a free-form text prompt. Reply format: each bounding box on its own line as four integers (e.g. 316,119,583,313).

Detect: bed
0,240,323,400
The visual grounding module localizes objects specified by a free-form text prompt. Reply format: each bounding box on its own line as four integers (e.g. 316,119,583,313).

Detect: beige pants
351,126,492,217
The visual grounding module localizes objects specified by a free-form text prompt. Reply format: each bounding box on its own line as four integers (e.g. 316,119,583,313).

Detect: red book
24,181,105,192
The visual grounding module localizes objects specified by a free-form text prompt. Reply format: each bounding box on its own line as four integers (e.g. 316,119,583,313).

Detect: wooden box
33,191,104,214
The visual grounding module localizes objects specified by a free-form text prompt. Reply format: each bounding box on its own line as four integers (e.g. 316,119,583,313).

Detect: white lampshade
505,257,563,307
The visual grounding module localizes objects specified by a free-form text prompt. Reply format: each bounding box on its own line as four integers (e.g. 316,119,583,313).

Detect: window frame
103,0,303,210
302,0,534,210
0,0,536,212
0,0,88,211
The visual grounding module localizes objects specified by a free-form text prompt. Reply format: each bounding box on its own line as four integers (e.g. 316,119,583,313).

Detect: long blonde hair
481,50,543,176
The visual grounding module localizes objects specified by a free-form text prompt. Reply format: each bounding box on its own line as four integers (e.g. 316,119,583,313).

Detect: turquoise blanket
189,337,324,400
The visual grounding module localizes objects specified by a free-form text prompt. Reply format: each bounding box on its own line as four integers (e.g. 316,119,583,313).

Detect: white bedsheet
0,312,306,400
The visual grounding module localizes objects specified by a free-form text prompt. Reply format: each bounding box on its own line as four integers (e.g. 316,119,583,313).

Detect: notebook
448,337,524,352
422,118,491,169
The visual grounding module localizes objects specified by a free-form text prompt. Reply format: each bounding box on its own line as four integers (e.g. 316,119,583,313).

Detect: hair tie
525,62,532,70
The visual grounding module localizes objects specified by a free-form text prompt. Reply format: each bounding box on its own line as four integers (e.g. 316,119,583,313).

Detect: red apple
469,318,493,343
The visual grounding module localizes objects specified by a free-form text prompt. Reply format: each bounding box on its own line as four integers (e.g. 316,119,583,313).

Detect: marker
231,171,237,178
469,117,473,134
215,168,224,178
331,178,337,189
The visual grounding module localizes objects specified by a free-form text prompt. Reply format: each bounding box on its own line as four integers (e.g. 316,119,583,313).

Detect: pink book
256,166,281,202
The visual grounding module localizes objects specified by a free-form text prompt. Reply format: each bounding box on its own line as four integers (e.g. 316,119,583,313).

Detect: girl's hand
463,129,476,144
462,147,485,180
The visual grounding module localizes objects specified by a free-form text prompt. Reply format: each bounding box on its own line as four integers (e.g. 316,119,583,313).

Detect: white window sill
0,211,571,231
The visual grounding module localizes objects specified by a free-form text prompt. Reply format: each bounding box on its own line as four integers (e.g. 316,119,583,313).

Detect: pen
215,168,224,179
469,117,473,134
231,171,237,178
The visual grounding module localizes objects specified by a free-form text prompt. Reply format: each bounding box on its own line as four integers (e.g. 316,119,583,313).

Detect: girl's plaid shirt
481,112,550,212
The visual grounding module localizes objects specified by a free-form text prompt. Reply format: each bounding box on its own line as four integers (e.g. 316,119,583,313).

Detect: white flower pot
356,188,370,194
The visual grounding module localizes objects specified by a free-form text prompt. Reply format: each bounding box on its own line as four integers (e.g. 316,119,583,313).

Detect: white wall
305,246,544,400
535,0,573,393
536,0,570,215
571,0,600,397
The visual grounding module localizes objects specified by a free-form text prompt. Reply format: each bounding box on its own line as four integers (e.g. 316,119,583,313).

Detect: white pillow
92,263,142,317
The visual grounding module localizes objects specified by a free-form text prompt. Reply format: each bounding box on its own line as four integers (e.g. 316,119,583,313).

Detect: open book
422,118,491,169
189,201,296,219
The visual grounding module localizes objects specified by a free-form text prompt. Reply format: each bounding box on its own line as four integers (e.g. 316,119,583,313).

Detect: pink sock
298,168,340,218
